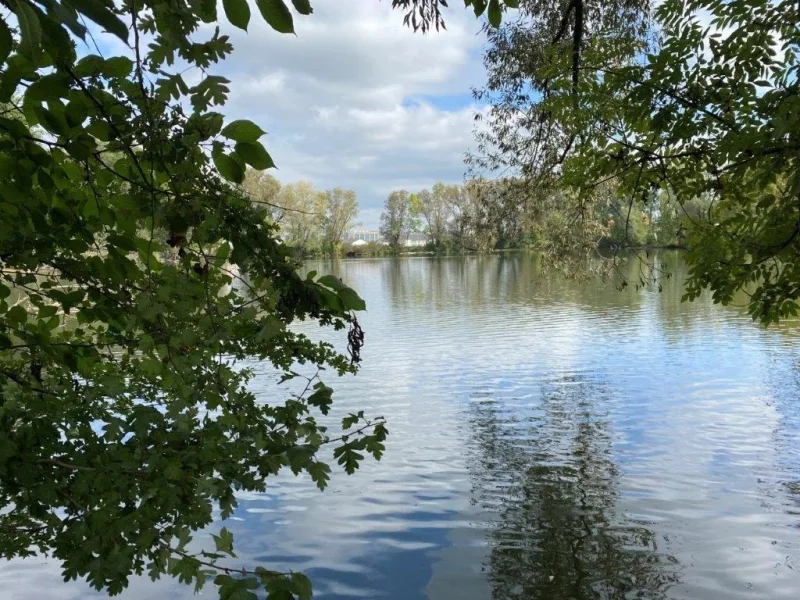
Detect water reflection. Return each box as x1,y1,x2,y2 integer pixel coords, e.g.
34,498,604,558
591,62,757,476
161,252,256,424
3,251,800,600
468,374,680,599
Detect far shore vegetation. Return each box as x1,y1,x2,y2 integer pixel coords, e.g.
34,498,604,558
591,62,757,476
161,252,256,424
249,174,707,259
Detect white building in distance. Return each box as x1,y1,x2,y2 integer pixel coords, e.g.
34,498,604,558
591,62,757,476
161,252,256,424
403,232,428,247
345,230,428,247
348,230,382,243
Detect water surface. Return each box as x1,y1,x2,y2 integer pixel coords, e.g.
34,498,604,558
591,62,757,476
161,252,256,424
3,252,800,599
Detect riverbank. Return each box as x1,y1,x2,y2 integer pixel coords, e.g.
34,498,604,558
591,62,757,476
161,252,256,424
337,243,688,260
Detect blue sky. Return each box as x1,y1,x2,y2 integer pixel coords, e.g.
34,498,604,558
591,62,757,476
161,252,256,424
403,93,478,111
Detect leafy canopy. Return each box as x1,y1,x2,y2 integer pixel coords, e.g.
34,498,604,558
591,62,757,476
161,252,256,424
472,0,799,323
379,190,413,249
0,3,377,600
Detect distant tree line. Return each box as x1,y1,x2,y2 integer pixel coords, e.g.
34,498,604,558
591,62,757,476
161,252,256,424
377,179,713,254
246,169,714,258
243,171,359,257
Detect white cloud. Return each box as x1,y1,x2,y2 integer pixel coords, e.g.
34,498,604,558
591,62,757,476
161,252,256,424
76,1,488,228
209,0,488,227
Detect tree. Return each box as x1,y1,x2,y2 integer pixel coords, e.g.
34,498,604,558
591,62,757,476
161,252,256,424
417,185,449,248
379,189,411,249
472,0,800,323
445,184,472,249
0,2,389,599
242,169,282,222
278,181,326,254
322,187,359,255
440,181,502,251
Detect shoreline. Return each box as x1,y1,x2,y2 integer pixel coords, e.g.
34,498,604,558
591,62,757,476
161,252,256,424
336,244,688,260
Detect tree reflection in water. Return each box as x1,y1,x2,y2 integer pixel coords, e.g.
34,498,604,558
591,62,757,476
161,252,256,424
467,374,682,599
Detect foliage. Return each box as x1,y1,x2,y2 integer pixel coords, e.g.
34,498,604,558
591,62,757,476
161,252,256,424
274,180,326,255
342,240,394,257
241,173,357,258
470,0,800,323
0,0,403,599
322,187,359,256
379,190,412,249
378,182,511,253
418,184,452,248
242,169,282,221
392,0,522,32
425,177,707,255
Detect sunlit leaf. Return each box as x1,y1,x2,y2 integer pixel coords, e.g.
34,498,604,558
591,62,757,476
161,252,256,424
234,141,275,170
221,119,265,142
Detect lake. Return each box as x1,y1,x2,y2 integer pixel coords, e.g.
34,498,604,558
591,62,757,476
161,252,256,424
3,252,800,599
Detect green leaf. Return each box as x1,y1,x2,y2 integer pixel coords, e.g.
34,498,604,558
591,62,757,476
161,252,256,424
290,573,313,600
341,412,361,429
196,0,217,22
37,304,58,319
25,73,70,102
333,445,364,475
212,527,234,555
254,315,283,342
103,56,133,77
337,287,366,311
307,461,330,490
73,54,104,77
316,287,344,311
213,242,231,266
39,8,75,60
63,0,129,42
0,117,27,141
87,120,113,141
83,197,99,219
205,112,224,136
7,304,27,325
216,575,258,600
317,274,346,291
221,119,265,143
290,0,312,15
0,20,13,65
0,67,22,103
51,2,87,39
234,142,275,170
487,0,502,27
278,371,298,384
37,107,68,136
307,381,333,414
504,0,519,7
471,0,487,17
65,99,88,128
223,0,251,30
213,148,245,183
256,0,295,34
13,0,42,61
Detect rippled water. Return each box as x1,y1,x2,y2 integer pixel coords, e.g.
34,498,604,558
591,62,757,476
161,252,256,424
4,252,800,600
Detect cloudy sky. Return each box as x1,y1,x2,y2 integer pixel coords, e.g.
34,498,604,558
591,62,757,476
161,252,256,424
208,1,490,229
